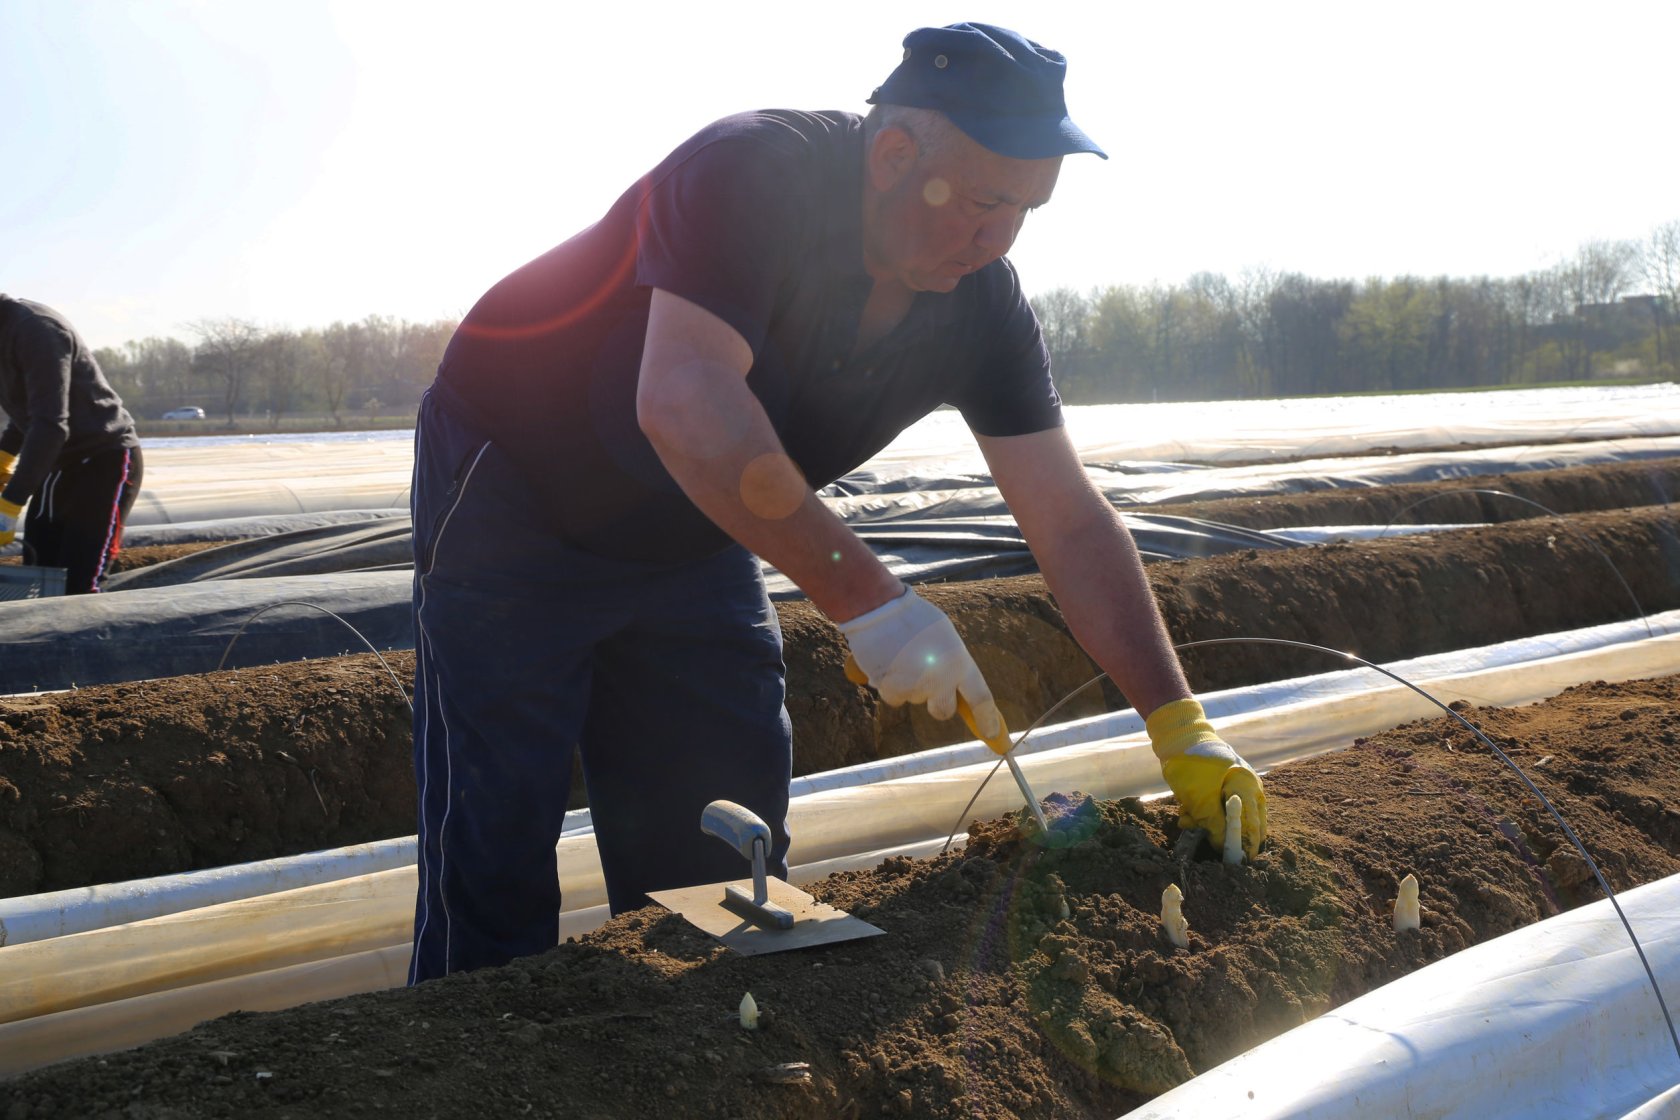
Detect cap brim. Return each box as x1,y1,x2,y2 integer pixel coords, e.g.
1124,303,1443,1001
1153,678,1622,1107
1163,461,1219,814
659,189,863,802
949,111,1108,161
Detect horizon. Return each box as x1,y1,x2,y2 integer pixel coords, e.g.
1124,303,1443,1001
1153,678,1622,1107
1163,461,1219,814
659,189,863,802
6,0,1677,352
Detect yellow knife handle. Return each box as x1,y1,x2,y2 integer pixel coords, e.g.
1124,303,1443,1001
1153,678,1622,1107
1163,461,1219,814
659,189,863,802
843,654,868,686
957,694,1014,756
845,654,1012,755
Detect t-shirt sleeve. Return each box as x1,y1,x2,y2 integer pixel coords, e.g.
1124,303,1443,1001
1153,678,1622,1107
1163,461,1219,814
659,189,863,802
633,135,803,359
951,261,1064,438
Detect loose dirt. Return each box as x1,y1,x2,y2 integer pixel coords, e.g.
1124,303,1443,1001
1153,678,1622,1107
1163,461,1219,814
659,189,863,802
3,680,1677,1119
1,455,1678,1117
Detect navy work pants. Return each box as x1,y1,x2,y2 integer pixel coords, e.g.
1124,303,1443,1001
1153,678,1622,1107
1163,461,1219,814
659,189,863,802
24,445,143,594
408,387,792,983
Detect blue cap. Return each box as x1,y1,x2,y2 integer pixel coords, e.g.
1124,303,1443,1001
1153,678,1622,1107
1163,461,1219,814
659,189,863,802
867,23,1107,161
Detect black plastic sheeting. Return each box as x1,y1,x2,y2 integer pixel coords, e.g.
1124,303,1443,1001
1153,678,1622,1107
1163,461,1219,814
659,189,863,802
107,517,413,591
106,511,1286,594
4,509,1289,693
0,573,413,694
778,512,1287,599
120,509,406,546
10,435,1673,694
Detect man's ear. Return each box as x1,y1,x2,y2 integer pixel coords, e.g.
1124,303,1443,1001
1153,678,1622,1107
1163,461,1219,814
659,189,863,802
866,125,918,192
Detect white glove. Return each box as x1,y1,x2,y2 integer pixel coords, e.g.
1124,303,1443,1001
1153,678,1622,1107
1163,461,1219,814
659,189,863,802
837,585,1003,739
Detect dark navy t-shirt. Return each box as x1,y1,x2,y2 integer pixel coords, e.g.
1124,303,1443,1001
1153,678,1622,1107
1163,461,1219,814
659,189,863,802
438,109,1061,561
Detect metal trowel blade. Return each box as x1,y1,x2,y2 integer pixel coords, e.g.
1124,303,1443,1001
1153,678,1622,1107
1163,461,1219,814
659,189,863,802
649,875,885,956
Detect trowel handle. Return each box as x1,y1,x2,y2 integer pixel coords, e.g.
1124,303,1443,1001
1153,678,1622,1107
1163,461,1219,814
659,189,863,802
701,800,770,861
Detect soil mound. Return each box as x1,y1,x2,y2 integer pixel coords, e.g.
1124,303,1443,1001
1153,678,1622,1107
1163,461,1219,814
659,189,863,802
2,464,1677,898
1,455,1678,1115
4,676,1677,1117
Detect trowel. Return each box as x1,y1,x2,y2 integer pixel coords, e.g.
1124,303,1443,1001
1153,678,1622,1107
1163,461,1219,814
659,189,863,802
648,800,885,956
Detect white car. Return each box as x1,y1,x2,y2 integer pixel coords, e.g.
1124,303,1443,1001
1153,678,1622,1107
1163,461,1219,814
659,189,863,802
161,407,205,420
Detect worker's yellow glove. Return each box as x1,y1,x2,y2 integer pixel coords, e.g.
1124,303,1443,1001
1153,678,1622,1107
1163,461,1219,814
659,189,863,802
0,496,22,549
1146,698,1267,859
0,450,15,491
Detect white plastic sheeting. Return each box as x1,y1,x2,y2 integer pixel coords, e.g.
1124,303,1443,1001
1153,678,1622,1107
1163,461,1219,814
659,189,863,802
767,627,1680,873
866,382,1680,475
830,432,1680,517
0,838,417,948
1085,433,1680,507
118,384,1680,526
583,609,1680,828
1120,873,1680,1120
0,943,416,1081
127,432,414,527
7,611,1676,950
1,619,1678,1077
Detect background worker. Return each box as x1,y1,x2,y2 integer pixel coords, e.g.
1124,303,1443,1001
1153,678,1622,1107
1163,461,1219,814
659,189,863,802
408,22,1266,983
0,295,144,595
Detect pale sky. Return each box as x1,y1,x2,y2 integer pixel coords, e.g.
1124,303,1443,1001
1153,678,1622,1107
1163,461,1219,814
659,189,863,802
4,0,1676,352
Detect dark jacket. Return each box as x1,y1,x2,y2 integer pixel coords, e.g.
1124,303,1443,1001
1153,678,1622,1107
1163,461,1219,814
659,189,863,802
0,296,139,504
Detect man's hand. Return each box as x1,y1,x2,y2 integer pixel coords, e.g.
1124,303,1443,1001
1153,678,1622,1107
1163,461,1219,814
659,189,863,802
1146,698,1267,858
0,449,15,491
0,496,21,549
837,585,1005,741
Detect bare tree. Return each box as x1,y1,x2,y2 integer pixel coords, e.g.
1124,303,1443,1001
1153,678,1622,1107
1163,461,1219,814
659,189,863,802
1181,272,1248,398
1499,272,1552,382
1235,267,1282,396
1261,274,1355,397
187,318,265,425
130,336,196,415
1551,240,1639,379
319,321,367,427
1647,221,1680,302
1643,220,1680,372
1145,284,1180,391
254,329,306,426
1561,239,1639,307
395,320,455,411
1086,284,1154,400
1030,287,1094,399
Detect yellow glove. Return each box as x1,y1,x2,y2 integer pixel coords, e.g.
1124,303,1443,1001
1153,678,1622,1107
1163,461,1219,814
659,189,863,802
1147,698,1267,859
843,652,1013,755
0,496,22,549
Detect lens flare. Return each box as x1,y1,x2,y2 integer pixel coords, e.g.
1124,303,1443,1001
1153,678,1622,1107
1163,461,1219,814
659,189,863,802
737,453,804,521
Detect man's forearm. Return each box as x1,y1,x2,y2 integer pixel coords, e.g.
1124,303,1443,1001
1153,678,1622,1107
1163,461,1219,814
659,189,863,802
639,361,899,622
1037,506,1191,718
636,288,902,621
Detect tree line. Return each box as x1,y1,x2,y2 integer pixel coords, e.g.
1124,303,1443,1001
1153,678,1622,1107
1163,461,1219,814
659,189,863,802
1032,222,1680,403
95,222,1679,425
96,315,457,426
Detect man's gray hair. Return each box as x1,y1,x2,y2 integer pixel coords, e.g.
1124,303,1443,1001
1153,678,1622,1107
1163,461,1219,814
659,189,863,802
863,104,967,162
